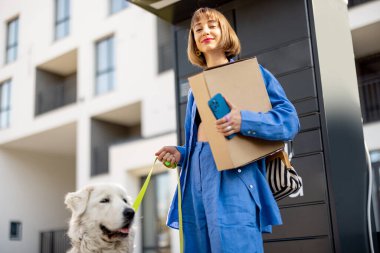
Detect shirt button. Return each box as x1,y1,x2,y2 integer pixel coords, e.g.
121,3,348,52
247,130,252,134
249,185,253,189
237,169,242,173
252,131,256,135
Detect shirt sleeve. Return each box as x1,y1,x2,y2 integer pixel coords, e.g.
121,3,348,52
240,65,300,141
175,146,185,166
175,89,192,167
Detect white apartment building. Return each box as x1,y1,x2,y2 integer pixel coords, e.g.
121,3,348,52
349,0,380,241
0,0,179,252
349,0,380,154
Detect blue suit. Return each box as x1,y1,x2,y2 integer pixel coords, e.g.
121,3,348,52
167,65,300,252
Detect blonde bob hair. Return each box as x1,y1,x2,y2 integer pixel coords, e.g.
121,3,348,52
187,7,241,68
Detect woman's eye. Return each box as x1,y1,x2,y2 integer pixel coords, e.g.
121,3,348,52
123,198,128,204
195,29,202,32
100,198,110,203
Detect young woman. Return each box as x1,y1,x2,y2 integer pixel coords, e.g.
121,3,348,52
155,7,300,253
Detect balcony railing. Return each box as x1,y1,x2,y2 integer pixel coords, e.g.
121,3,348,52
348,0,376,7
35,69,77,116
40,229,71,253
359,75,380,124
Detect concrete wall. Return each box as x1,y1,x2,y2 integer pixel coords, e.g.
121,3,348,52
0,149,75,253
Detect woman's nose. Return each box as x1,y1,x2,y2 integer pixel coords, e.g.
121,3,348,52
202,27,210,35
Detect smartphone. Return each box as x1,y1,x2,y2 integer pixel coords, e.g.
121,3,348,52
208,93,237,140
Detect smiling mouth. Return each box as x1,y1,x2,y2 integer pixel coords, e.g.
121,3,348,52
100,224,130,239
202,38,213,43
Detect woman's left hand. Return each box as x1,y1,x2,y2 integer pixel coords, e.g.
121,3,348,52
216,96,241,137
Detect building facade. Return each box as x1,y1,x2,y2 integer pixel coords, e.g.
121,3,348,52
0,0,179,252
349,0,380,244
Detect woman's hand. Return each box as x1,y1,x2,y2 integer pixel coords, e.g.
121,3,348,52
216,96,241,137
155,146,181,166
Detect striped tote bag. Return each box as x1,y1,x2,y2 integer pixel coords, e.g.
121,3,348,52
265,150,302,201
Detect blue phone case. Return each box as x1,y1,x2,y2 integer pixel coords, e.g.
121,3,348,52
208,93,237,140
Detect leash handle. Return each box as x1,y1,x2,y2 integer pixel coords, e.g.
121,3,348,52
132,158,184,253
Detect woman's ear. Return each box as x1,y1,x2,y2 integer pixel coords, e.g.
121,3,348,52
65,186,94,217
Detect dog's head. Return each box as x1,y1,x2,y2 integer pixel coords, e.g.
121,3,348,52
65,183,135,245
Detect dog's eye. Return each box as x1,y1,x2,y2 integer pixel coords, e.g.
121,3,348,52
100,198,110,203
123,198,127,204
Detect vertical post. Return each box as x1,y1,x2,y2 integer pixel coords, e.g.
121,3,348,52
309,0,370,252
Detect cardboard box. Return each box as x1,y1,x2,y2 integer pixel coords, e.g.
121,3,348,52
188,57,284,171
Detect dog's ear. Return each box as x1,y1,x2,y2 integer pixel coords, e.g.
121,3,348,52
65,186,94,216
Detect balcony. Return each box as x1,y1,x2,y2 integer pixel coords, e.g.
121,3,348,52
35,49,77,116
40,229,70,253
90,101,142,176
348,0,377,8
359,75,380,123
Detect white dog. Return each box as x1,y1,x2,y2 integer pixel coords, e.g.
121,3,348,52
65,183,135,253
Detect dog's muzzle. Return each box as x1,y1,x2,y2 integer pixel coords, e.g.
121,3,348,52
100,224,130,239
100,208,135,239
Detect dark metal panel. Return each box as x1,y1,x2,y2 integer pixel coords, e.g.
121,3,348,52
299,113,320,132
264,237,333,253
294,98,319,116
175,24,200,78
126,0,234,24
235,0,310,56
178,78,191,102
278,68,317,103
256,39,314,76
264,204,331,240
278,153,327,206
293,129,323,156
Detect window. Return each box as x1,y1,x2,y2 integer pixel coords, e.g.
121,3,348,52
0,80,11,129
141,172,171,253
370,150,380,234
10,221,21,240
109,0,129,15
95,36,115,95
55,0,70,40
6,17,19,64
356,53,380,123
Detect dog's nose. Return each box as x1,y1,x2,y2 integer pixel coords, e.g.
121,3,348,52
123,208,135,220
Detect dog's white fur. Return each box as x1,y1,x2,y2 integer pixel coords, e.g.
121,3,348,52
65,183,135,253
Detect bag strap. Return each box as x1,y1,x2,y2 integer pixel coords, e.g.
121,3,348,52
267,150,292,169
132,158,184,253
284,140,294,161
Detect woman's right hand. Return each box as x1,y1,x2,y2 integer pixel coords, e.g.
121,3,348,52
155,146,181,166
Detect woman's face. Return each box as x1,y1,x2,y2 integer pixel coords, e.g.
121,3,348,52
192,15,222,54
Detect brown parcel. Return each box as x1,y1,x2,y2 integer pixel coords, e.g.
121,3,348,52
188,57,284,171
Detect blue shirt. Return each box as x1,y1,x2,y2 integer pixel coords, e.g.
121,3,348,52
167,64,300,233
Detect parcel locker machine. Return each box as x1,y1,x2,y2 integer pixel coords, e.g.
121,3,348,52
126,0,376,252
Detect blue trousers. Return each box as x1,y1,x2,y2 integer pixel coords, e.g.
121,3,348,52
182,142,264,253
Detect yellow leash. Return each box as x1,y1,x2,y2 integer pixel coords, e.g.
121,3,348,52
132,158,184,253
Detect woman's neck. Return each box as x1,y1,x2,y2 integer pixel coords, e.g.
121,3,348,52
204,50,229,68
